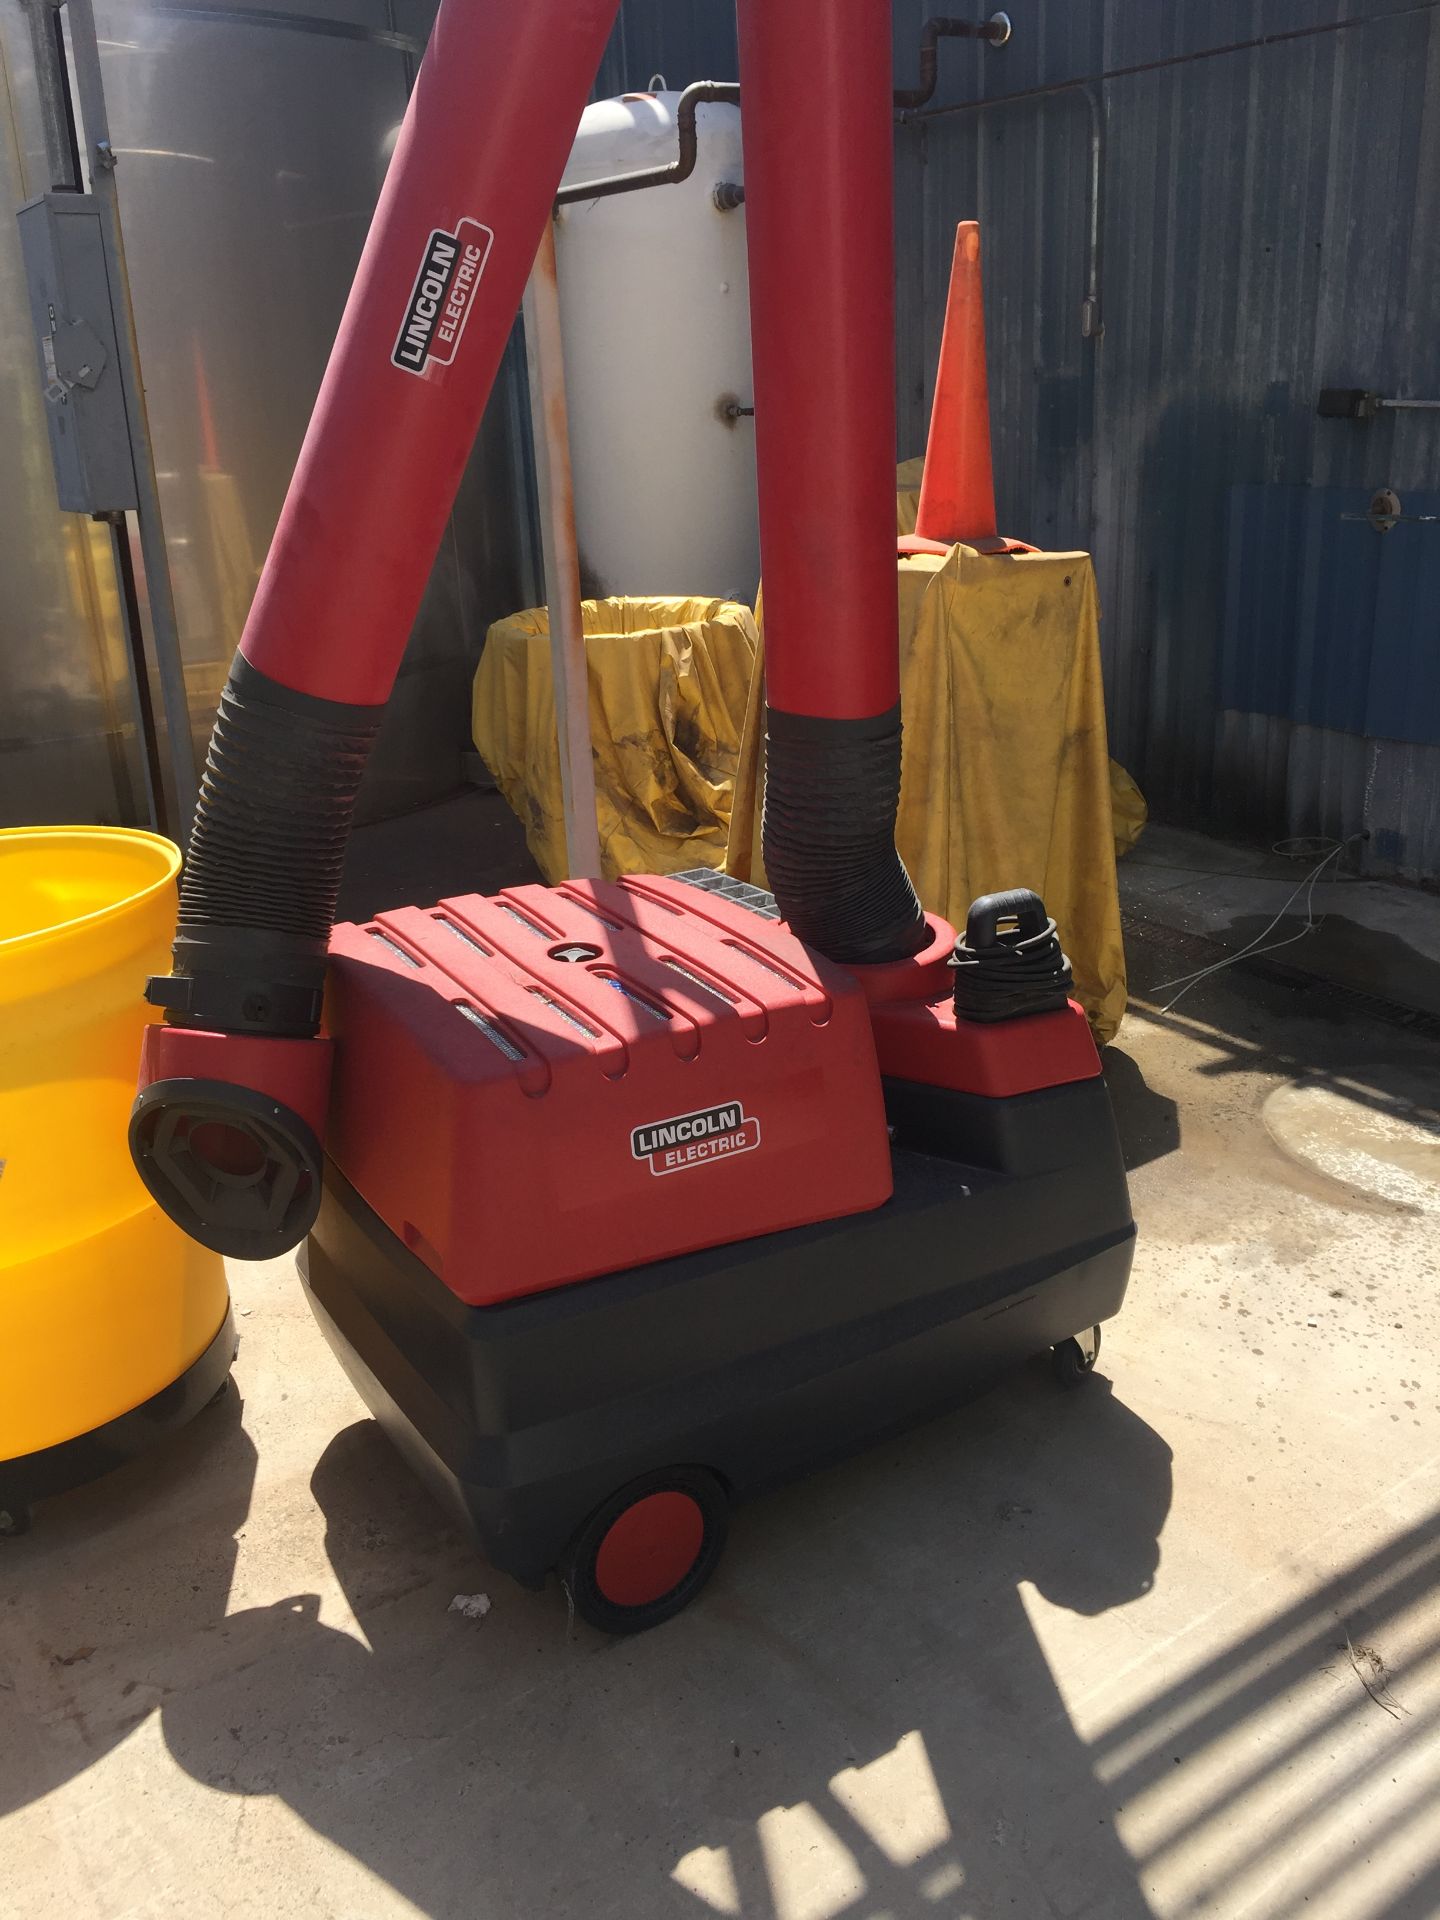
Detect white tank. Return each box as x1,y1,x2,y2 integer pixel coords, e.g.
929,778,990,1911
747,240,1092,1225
554,91,758,603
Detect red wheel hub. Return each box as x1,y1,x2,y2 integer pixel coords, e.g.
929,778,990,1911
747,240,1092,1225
594,1491,705,1607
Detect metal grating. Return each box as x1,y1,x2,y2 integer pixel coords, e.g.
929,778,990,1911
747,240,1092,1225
671,867,782,920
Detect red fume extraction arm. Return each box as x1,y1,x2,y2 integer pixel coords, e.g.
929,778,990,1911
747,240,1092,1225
130,0,924,1258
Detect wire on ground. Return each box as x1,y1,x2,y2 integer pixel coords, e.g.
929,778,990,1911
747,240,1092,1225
1144,835,1365,1013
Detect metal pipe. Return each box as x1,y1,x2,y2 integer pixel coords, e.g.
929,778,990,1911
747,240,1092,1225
893,13,1012,112
912,0,1440,103
901,77,1105,339
21,0,80,191
1317,387,1440,421
105,513,166,834
1080,82,1102,339
901,0,1440,344
522,220,602,880
555,79,740,206
46,3,83,187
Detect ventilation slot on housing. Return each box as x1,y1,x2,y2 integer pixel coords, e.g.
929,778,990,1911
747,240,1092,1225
497,903,549,939
659,957,739,1005
368,930,422,968
619,882,682,915
527,988,599,1038
558,893,624,932
434,916,492,957
603,978,672,1022
455,1003,526,1060
721,940,804,989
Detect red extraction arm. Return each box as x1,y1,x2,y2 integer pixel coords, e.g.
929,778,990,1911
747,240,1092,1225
240,0,901,717
245,1,622,706
131,0,923,1260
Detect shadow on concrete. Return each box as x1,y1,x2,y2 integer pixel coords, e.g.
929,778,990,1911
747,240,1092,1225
0,1382,256,1820
1102,1045,1182,1172
1126,912,1440,1127
7,1297,1437,1915
1219,909,1440,1025
149,1365,1172,1918
1087,1504,1440,1920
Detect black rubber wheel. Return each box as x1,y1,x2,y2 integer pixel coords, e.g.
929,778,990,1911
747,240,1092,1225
560,1466,728,1635
1052,1327,1101,1389
0,1503,33,1539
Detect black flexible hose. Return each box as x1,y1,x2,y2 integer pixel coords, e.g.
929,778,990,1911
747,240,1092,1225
762,704,929,966
147,655,380,1036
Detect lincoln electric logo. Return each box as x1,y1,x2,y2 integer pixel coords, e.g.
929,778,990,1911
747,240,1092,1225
632,1100,761,1177
392,217,493,376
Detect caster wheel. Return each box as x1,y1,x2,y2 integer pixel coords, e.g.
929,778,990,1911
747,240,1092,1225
1053,1326,1101,1389
205,1376,232,1410
0,1503,33,1539
560,1467,728,1635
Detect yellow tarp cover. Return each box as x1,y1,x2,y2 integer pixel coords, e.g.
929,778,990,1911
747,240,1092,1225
728,547,1133,1043
896,454,925,535
1109,758,1148,860
472,595,758,884
898,459,1144,868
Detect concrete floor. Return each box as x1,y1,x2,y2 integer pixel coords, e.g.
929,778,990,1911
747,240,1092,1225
3,803,1440,1920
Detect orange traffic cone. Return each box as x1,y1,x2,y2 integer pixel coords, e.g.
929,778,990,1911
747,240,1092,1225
899,221,1029,557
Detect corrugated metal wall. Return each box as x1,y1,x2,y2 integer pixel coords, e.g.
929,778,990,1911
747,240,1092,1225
597,0,1440,876
893,0,1440,878
595,0,737,95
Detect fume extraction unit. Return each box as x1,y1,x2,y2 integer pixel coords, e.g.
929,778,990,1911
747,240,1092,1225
128,0,1134,1632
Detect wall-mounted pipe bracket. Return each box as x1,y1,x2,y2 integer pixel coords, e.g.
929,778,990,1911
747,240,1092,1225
893,14,1012,113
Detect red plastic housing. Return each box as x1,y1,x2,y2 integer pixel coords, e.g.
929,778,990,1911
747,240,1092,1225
848,914,955,1003
324,877,894,1305
137,1024,334,1140
839,912,1099,1096
869,995,1101,1098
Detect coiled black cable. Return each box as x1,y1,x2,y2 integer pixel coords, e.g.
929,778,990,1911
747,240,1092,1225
950,889,1074,1022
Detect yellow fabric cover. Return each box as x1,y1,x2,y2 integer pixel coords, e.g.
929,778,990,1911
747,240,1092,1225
898,462,1146,860
472,595,758,885
896,454,925,536
1109,758,1148,858
728,547,1131,1043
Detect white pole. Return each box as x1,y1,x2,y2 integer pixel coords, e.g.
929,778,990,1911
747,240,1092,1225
521,217,603,880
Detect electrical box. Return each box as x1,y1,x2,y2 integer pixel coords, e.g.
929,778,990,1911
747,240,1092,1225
17,192,138,513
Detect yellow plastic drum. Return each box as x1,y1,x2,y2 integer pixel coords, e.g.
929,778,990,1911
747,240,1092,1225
0,828,232,1531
